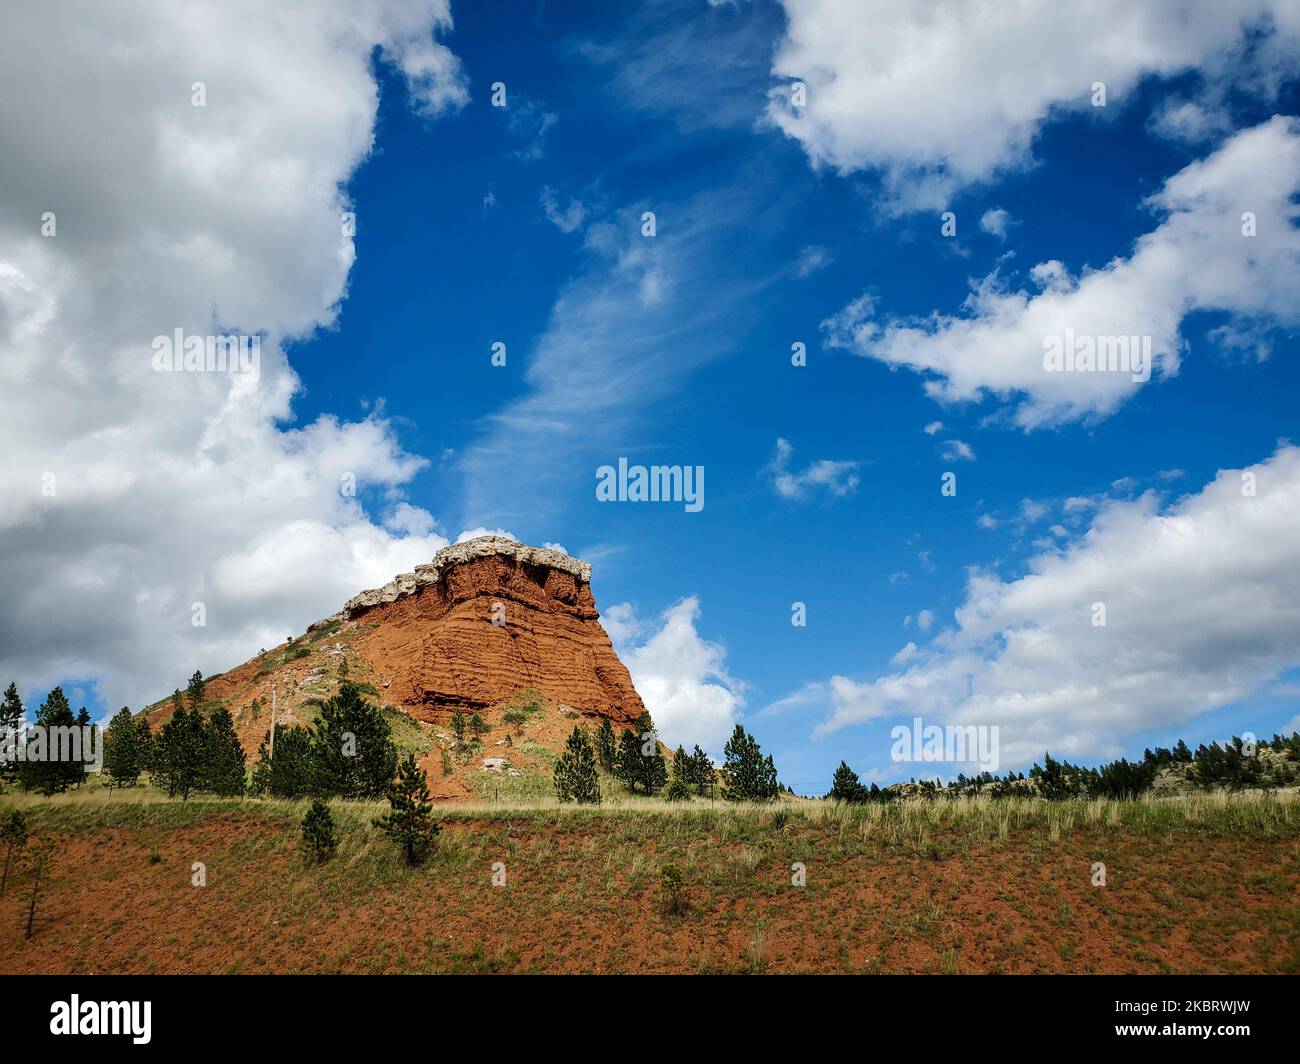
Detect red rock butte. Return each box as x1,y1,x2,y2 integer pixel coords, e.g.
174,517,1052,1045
319,536,647,726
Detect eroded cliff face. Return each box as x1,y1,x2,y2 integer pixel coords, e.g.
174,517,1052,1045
142,537,645,758
346,540,645,724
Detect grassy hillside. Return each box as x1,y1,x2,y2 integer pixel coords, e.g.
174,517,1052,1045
1,790,1296,974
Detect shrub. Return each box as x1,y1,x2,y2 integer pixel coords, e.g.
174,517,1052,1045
664,773,692,802
1,810,28,896
660,863,686,915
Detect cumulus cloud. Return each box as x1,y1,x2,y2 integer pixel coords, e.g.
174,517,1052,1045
766,438,860,501
812,444,1300,769
938,439,976,462
606,597,744,753
455,527,517,544
979,208,1013,241
891,642,919,666
767,0,1300,209
0,2,467,710
822,118,1300,429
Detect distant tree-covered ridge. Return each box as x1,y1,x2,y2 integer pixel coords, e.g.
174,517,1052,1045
825,731,1300,802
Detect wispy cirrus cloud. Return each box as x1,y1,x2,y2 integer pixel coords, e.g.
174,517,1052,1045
458,168,802,528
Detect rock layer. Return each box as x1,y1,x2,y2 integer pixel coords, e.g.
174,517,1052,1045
347,537,645,725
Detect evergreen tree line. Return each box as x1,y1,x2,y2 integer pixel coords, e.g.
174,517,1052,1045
555,717,781,803
96,678,398,801
247,682,397,799
827,731,1300,803
0,683,95,796
101,686,245,799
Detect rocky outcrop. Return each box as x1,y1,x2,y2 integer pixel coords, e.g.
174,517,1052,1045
342,537,592,618
346,537,645,725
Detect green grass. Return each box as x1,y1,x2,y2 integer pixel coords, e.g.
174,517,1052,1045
4,786,1297,840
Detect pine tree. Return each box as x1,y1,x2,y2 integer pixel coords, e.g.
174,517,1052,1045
373,753,439,865
451,711,467,746
595,718,616,770
664,749,692,801
720,724,779,801
19,687,79,796
624,711,667,795
102,707,142,789
642,741,668,795
310,682,397,799
201,707,246,796
0,683,23,783
689,745,714,796
301,800,337,863
0,810,27,896
134,714,154,779
250,723,314,798
615,728,643,792
469,713,487,741
553,725,601,803
72,707,93,788
829,760,865,803
156,702,205,799
186,670,206,709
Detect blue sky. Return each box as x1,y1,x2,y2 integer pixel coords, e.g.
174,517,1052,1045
3,0,1299,794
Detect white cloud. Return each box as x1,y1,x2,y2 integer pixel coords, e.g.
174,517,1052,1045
822,118,1300,429
1020,499,1050,523
540,186,587,233
767,0,1300,209
891,642,919,666
767,437,860,501
506,97,558,160
455,527,516,544
939,439,976,462
916,610,934,633
459,177,795,527
979,208,1013,241
599,602,644,647
609,597,744,753
923,420,944,435
813,444,1300,769
794,244,831,277
1148,97,1234,144
1209,320,1276,363
0,2,467,710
